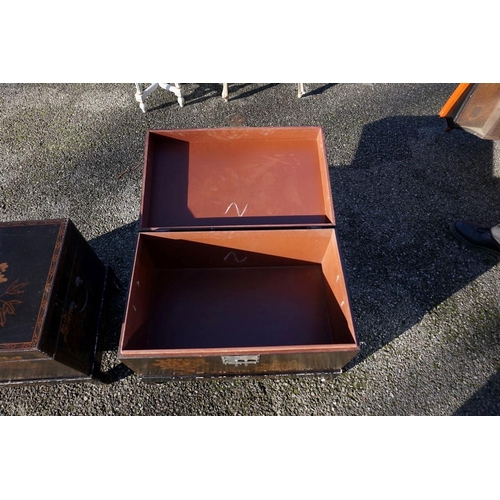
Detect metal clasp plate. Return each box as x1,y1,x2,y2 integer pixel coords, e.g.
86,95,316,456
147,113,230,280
221,355,260,366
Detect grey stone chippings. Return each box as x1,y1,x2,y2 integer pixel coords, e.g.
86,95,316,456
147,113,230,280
1,83,499,416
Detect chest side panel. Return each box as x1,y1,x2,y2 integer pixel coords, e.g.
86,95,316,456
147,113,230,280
121,349,359,378
0,356,89,384
48,221,107,375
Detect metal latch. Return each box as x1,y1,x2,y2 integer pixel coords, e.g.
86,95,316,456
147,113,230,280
221,355,260,366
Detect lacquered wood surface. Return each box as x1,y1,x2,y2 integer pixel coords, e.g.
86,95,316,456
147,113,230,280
0,357,89,384
0,219,108,383
0,220,65,350
122,349,358,378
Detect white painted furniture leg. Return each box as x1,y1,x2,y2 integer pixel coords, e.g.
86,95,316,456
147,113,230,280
135,83,159,112
298,83,306,98
159,83,185,107
174,83,184,107
135,83,184,112
222,83,229,101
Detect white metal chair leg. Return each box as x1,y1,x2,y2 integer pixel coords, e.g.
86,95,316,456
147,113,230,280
159,83,184,107
137,83,308,109
135,83,145,112
135,83,160,113
135,83,184,112
174,83,184,107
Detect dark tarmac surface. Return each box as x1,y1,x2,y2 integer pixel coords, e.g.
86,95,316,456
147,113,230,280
1,83,499,416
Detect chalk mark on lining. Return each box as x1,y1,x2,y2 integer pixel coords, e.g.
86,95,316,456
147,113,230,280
224,202,248,217
224,251,248,263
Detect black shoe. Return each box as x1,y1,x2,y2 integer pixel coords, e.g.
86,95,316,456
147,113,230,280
450,221,500,258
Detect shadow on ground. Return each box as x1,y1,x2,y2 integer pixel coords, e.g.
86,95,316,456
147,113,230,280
147,83,338,110
454,371,500,415
90,221,138,350
88,221,140,383
330,115,500,370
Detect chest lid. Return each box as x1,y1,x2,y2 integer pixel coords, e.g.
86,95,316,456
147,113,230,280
140,127,335,231
0,220,67,356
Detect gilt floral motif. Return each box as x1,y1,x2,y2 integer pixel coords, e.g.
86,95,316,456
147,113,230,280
0,263,28,327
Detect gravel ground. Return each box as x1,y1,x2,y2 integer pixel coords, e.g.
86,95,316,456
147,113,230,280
1,83,499,416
